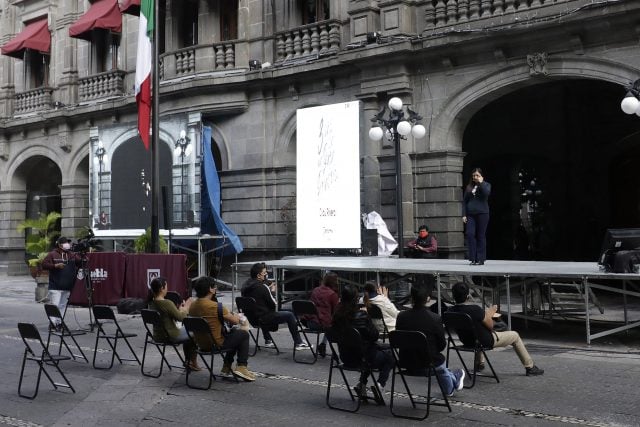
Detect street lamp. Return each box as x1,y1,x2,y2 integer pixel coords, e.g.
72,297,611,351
93,140,108,219
621,79,640,116
174,130,192,225
369,97,426,258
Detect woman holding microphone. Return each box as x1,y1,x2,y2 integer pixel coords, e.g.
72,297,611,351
462,168,491,265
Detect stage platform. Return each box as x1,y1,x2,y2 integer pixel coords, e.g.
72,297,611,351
233,256,640,344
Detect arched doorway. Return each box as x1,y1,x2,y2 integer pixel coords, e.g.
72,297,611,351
110,138,173,229
14,156,62,221
462,79,639,261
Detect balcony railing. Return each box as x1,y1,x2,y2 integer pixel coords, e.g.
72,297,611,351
78,70,126,102
14,87,53,114
162,41,237,80
425,0,576,29
275,20,341,63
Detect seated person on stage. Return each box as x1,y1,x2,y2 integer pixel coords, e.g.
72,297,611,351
332,285,394,399
407,225,437,259
307,272,340,357
449,282,544,376
241,262,311,351
396,286,465,397
362,281,399,332
189,277,255,381
148,277,199,371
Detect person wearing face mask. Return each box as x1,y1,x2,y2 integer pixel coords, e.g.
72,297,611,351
408,225,437,259
42,237,81,325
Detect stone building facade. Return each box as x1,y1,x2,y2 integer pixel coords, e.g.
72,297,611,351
1,0,640,274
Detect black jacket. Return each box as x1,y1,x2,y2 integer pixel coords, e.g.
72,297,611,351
241,278,277,325
396,306,446,366
334,308,380,367
463,181,491,215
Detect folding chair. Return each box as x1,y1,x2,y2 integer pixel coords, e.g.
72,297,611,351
165,291,183,308
388,330,452,420
291,300,323,364
442,311,499,388
17,323,75,399
44,304,88,363
325,327,385,412
140,309,186,378
367,304,390,343
183,316,238,390
235,296,280,356
92,305,141,370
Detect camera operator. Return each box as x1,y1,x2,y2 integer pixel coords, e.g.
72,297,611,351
42,236,81,326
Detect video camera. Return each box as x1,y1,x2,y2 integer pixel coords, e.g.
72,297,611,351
72,227,98,254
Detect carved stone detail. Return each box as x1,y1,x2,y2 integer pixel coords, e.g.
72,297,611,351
527,52,549,76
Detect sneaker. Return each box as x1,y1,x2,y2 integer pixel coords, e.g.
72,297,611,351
455,369,466,391
294,342,311,351
233,365,256,382
220,364,233,377
371,383,385,405
526,365,544,376
263,340,276,349
353,382,368,399
317,342,327,358
474,361,485,372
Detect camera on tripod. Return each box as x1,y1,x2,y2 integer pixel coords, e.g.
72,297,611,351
72,228,98,254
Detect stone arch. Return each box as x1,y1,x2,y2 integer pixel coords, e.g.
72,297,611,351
430,56,640,152
204,122,230,170
5,145,62,190
274,104,321,167
70,141,91,186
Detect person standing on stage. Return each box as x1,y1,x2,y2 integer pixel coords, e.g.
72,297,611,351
42,237,80,324
462,168,491,265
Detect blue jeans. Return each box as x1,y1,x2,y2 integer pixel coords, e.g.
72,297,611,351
306,319,327,345
434,361,457,396
466,213,490,262
262,310,303,345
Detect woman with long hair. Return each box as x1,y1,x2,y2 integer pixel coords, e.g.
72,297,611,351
148,277,199,370
462,167,491,265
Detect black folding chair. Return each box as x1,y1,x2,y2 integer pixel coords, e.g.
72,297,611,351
443,311,499,388
44,304,88,363
325,327,385,412
367,304,390,343
140,309,186,377
183,316,238,390
388,330,452,420
165,291,183,308
17,323,75,399
235,296,280,356
92,305,141,370
291,300,323,364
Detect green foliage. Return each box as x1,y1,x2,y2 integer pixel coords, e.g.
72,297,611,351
16,212,62,268
134,227,169,254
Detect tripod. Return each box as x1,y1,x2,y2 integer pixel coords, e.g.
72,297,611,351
78,253,98,332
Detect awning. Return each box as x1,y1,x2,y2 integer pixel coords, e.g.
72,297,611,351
69,0,122,41
120,0,140,16
1,18,50,59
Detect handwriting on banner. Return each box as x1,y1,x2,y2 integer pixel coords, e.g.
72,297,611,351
316,117,337,197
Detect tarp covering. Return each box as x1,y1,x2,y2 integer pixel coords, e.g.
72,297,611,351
201,126,243,255
1,18,50,59
69,0,122,40
120,0,140,16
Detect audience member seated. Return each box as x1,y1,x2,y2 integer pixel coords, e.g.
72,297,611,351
332,285,394,398
362,281,399,333
148,277,199,371
307,272,339,357
449,282,544,376
188,277,255,381
241,262,311,351
396,286,465,396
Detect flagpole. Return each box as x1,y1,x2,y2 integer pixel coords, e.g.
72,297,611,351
150,0,160,253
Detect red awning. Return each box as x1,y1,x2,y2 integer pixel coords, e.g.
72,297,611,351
1,18,51,59
69,0,122,40
120,0,140,16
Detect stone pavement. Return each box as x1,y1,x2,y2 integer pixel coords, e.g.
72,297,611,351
1,275,640,426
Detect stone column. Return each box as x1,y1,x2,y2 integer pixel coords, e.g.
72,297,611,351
0,190,28,275
60,183,90,237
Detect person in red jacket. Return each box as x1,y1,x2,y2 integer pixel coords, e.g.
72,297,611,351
308,272,339,357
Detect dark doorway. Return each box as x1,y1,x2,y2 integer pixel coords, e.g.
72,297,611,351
110,138,172,229
20,156,62,220
463,79,640,261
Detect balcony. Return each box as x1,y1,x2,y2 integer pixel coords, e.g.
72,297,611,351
14,87,53,115
78,70,126,102
275,20,341,64
161,41,238,81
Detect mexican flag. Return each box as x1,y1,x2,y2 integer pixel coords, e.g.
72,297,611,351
135,0,153,150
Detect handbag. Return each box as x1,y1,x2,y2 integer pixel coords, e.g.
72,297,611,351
492,317,508,332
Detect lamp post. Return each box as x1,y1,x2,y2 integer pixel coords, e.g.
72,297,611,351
93,140,107,220
369,97,426,258
621,79,640,116
174,130,192,226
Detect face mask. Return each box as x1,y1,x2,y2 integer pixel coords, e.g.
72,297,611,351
61,243,71,251
419,231,428,238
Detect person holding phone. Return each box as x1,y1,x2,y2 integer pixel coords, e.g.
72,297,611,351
462,168,491,265
42,236,81,324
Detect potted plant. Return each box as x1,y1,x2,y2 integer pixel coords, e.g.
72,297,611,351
134,227,169,253
16,211,61,301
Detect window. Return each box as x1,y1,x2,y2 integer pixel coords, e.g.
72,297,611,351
178,0,198,48
220,0,238,41
301,0,329,24
25,50,49,89
91,29,119,73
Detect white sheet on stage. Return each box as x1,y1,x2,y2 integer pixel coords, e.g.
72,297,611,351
364,211,398,256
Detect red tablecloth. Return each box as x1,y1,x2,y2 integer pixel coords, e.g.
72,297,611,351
69,252,127,306
124,253,188,299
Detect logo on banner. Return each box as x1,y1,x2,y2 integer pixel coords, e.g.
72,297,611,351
147,269,161,288
91,268,109,282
